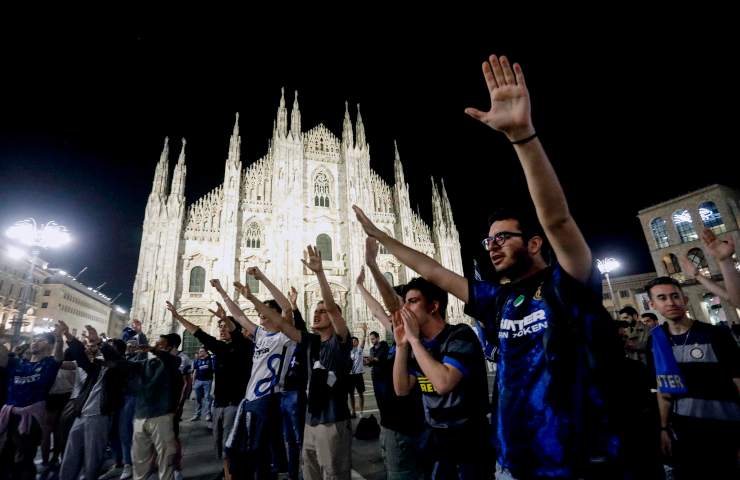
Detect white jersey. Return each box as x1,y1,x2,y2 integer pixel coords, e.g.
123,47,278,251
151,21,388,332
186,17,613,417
245,327,296,402
350,347,364,374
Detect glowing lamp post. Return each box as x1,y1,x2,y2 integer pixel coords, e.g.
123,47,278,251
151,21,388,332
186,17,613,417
5,219,71,347
597,257,621,319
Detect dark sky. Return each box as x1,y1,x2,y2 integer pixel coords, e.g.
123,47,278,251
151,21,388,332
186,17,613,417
1,15,737,308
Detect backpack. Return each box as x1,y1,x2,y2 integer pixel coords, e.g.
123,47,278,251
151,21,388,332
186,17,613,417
354,414,380,440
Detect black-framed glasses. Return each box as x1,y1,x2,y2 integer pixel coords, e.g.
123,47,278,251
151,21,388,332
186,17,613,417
481,231,524,250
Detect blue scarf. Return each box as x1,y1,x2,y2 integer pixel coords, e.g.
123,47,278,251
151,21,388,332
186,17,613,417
650,325,688,394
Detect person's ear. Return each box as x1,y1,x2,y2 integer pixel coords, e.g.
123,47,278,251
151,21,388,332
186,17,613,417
527,236,543,256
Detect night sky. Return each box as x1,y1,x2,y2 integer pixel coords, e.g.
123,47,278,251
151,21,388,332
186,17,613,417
1,16,737,308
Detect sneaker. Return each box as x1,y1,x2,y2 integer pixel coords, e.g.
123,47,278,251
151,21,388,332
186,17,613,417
99,464,123,480
205,415,212,422
119,465,133,480
189,415,201,422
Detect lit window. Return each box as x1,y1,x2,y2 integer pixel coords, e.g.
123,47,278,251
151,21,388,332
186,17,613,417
316,234,332,261
313,171,331,208
687,248,710,277
650,218,670,248
189,267,206,293
672,209,698,243
698,201,726,234
245,223,262,249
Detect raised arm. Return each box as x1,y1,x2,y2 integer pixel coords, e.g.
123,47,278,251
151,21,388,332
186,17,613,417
364,237,403,312
678,254,730,301
359,323,367,350
247,266,293,320
211,278,258,337
302,245,349,340
465,54,592,283
53,320,69,363
354,207,469,302
356,267,393,332
236,281,301,343
701,229,740,307
166,301,200,334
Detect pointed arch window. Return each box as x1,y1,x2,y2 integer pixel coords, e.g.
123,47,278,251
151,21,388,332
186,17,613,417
245,222,262,249
189,267,206,293
316,234,332,261
650,218,670,249
672,209,698,243
698,201,726,234
313,171,331,208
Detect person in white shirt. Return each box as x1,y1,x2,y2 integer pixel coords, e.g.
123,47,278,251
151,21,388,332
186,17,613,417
348,323,367,418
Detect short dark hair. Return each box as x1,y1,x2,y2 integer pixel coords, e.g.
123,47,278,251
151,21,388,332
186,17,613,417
401,277,448,320
317,300,342,313
618,306,639,317
641,312,658,322
263,299,282,314
351,336,359,342
161,333,181,349
645,276,683,299
34,332,56,346
109,339,127,356
487,207,550,260
392,284,405,297
369,331,380,338
219,316,242,332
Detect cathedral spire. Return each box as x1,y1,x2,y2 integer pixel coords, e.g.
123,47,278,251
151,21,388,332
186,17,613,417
393,140,406,187
355,103,366,149
170,138,187,198
228,113,241,165
290,90,301,139
440,177,456,229
431,176,445,228
276,87,288,138
342,101,354,148
151,136,170,197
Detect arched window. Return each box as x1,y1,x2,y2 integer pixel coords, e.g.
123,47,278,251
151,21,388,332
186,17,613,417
313,171,331,208
687,248,709,277
316,234,332,261
246,272,260,293
383,272,394,286
698,201,726,234
189,266,206,292
662,254,681,275
672,209,698,243
245,222,261,249
650,218,670,249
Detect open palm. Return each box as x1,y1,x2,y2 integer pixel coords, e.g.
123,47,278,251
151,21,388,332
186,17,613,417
302,245,323,273
465,55,533,139
701,228,735,261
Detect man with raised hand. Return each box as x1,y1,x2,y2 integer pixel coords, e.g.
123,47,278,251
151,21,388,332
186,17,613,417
299,245,353,480
679,228,740,308
354,53,623,479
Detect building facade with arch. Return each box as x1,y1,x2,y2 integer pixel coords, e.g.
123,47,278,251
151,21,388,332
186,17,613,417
131,90,468,348
637,184,740,325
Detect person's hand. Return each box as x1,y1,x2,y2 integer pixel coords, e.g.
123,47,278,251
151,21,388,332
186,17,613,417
464,54,534,142
234,281,254,300
54,320,69,338
361,323,368,333
288,286,298,307
352,206,384,240
392,311,407,348
365,237,379,265
83,325,101,345
166,301,184,320
208,302,227,320
246,266,264,281
660,430,672,457
399,308,420,343
356,266,366,287
701,228,735,262
210,279,225,293
301,245,323,273
678,255,698,279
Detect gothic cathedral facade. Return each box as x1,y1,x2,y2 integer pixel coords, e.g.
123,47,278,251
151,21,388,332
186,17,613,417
131,90,468,340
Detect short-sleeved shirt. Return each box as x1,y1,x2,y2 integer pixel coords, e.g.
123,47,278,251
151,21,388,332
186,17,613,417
193,357,214,382
407,323,489,429
466,264,614,478
5,356,61,407
245,327,295,402
177,352,192,376
350,347,364,375
369,341,390,381
302,330,353,426
283,309,308,392
377,344,425,436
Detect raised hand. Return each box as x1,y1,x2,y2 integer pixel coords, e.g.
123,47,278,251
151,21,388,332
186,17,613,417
166,301,183,319
392,311,407,348
288,286,298,307
234,281,253,299
356,266,366,287
361,323,368,333
246,266,264,281
210,279,225,293
678,255,698,279
54,320,70,338
302,245,323,273
464,54,534,142
84,325,101,345
365,237,379,265
352,206,384,240
701,228,735,261
207,301,227,320
399,308,420,343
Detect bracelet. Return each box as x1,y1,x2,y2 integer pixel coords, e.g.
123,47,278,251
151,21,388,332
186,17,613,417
510,132,537,145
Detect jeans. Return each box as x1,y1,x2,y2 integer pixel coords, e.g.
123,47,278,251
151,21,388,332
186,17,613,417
193,380,213,418
280,390,306,480
226,394,283,480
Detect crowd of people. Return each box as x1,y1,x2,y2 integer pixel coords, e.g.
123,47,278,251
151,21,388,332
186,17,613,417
1,54,739,480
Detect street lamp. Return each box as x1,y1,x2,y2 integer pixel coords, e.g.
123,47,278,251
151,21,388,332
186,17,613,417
597,257,621,319
5,219,71,347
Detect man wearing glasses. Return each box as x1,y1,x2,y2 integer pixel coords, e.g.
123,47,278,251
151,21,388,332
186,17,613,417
354,54,621,479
